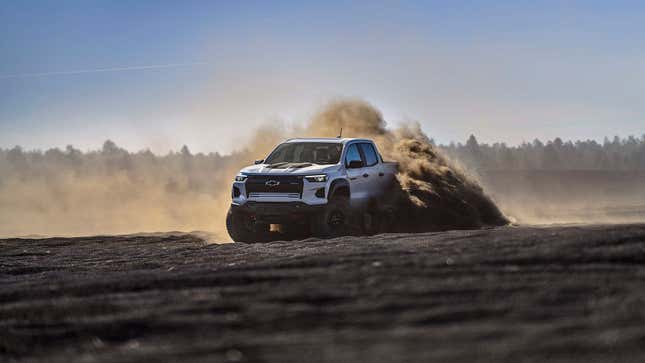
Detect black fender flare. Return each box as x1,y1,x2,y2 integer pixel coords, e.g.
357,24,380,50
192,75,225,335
328,178,350,199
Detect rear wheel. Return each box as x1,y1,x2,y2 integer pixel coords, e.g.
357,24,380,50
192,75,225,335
311,196,350,238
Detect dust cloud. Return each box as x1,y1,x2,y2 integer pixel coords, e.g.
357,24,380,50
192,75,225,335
477,170,645,225
212,98,509,231
0,143,244,241
303,100,509,231
0,99,510,240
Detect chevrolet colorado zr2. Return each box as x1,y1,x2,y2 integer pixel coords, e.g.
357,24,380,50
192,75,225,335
227,138,398,242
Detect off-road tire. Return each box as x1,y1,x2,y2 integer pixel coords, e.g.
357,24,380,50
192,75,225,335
311,196,350,238
226,207,270,243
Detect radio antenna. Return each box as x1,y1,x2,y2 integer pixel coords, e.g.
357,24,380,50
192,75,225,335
337,128,343,138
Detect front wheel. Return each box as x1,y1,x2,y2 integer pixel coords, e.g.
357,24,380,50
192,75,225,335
310,197,350,238
226,207,269,243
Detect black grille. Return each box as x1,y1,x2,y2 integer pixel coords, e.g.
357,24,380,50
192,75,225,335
245,175,303,196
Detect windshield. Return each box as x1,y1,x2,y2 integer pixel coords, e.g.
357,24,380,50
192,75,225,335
265,142,342,165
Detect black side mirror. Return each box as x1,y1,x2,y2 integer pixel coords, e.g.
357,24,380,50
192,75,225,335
348,160,363,169
254,159,264,165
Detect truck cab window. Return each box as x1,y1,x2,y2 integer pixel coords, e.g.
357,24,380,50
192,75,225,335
345,144,362,167
359,143,379,166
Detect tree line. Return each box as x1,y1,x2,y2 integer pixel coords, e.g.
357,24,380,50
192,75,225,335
0,140,254,197
2,135,645,179
440,135,645,171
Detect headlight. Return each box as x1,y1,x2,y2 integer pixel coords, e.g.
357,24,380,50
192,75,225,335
305,174,327,183
235,175,248,182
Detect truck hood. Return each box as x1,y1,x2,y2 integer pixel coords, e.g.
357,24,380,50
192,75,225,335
240,163,340,175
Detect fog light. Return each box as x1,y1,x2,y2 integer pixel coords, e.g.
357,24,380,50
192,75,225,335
232,186,241,198
315,188,325,198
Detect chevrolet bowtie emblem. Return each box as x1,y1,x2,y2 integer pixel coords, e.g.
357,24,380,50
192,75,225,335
265,180,280,187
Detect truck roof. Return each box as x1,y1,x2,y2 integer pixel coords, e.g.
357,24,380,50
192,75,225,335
284,137,372,144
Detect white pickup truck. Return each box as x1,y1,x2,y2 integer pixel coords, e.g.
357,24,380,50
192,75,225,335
227,137,398,242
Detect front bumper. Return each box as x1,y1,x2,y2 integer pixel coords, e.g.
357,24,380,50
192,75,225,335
231,202,325,224
232,177,329,206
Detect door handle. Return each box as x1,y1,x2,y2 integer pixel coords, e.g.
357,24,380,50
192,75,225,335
363,173,369,178
378,172,384,177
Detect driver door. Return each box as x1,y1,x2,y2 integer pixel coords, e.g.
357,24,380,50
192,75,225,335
358,142,382,199
344,143,368,206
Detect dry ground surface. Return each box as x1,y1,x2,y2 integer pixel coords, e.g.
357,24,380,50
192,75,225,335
2,224,645,362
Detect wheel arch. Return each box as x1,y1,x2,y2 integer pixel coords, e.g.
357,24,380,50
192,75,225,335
328,178,350,200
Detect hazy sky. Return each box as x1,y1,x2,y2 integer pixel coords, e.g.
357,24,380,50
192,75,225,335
1,1,644,153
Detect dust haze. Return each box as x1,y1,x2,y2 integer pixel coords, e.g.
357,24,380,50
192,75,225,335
1,99,643,240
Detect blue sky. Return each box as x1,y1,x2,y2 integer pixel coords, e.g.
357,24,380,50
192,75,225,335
1,1,644,153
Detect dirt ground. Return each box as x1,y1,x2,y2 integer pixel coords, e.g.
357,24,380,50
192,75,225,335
2,224,645,362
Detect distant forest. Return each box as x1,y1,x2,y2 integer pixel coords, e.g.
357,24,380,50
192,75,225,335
0,140,249,196
2,135,645,174
440,135,645,171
